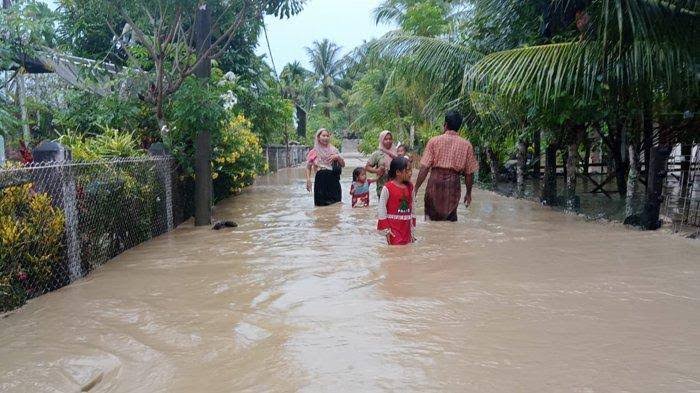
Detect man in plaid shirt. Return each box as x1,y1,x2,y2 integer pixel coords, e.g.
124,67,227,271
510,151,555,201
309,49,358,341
415,111,479,221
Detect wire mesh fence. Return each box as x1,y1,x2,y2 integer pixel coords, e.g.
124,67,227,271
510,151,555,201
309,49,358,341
0,143,312,312
0,156,185,312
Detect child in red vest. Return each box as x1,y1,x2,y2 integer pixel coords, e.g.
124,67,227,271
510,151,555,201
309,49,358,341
377,157,416,245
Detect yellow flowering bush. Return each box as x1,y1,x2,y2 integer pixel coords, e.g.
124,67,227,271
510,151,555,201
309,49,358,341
212,114,265,200
0,184,65,311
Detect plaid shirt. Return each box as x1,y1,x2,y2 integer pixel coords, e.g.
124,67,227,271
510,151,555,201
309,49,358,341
420,131,479,174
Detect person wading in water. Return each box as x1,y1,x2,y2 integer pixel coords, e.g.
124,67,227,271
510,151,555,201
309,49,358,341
414,111,479,221
365,130,397,199
306,128,345,206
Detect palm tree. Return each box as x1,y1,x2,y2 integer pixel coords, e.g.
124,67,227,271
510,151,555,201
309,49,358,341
468,0,698,214
467,1,697,98
374,0,698,228
305,39,345,118
377,1,697,105
280,61,315,139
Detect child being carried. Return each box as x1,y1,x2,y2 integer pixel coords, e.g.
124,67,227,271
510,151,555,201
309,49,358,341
350,167,375,208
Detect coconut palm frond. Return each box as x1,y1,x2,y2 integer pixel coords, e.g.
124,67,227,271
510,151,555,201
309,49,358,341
305,39,344,80
469,42,590,100
593,0,699,49
373,31,483,90
372,1,406,26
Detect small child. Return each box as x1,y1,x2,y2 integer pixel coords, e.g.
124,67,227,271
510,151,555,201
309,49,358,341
350,167,375,207
396,144,414,167
377,157,416,245
396,144,409,159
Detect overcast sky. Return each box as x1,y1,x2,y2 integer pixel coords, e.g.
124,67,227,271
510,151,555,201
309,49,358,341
256,0,393,72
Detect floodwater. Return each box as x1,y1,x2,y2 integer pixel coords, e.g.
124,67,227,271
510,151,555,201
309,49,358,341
1,154,699,392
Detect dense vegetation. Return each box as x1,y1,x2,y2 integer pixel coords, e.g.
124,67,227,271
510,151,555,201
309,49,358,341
279,0,698,228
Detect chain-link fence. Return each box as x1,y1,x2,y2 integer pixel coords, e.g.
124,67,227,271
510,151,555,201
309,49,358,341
661,144,700,234
0,156,186,312
265,145,310,172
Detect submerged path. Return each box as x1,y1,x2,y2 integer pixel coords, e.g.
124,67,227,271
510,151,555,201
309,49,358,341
1,153,699,392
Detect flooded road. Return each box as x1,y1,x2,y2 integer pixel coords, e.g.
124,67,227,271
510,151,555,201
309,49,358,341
1,155,699,392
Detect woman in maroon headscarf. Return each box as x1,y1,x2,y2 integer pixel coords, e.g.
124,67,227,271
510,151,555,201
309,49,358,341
306,128,345,206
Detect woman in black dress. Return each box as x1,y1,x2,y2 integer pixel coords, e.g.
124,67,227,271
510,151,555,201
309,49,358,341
305,128,345,206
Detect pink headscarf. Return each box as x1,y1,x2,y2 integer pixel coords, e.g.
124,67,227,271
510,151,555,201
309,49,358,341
377,130,396,168
307,128,339,168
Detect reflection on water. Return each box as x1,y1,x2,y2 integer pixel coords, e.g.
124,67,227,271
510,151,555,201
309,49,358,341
1,156,699,392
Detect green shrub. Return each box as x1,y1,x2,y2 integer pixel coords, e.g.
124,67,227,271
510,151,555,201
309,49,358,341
57,127,145,161
0,184,65,312
212,114,266,200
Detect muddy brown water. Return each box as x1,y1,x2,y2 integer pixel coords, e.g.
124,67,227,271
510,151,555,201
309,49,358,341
1,156,699,392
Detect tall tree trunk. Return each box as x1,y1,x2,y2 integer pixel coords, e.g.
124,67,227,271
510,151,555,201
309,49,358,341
565,127,583,209
484,146,499,185
642,98,654,177
562,149,569,181
17,69,30,143
323,87,331,118
624,142,640,222
295,105,307,140
194,4,212,227
582,134,591,176
610,124,628,196
532,129,541,178
543,143,558,205
516,139,527,194
566,143,578,197
641,145,672,229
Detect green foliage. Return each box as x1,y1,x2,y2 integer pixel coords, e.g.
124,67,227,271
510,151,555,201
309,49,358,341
54,92,157,139
373,0,451,37
167,76,267,200
401,1,450,37
0,184,65,312
306,107,346,147
0,104,20,139
243,90,295,145
0,0,57,67
56,0,117,60
57,127,145,160
167,77,227,175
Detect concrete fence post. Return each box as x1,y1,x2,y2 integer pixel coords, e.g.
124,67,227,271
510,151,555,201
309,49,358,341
148,143,174,232
32,141,82,281
0,135,5,164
